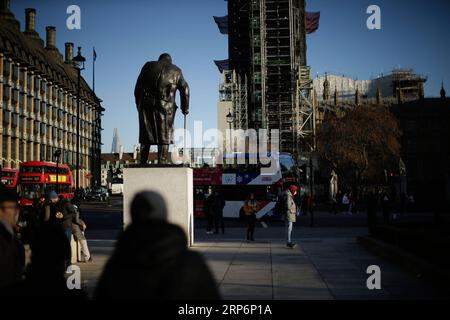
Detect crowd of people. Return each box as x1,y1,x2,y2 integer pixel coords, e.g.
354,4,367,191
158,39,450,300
330,191,357,215
0,184,220,300
205,185,302,248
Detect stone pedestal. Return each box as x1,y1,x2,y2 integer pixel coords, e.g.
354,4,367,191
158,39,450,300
123,167,194,246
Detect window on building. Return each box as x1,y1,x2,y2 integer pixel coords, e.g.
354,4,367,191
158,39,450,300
40,144,45,161
12,113,18,127
34,77,39,91
10,140,16,160
3,110,9,124
40,123,46,136
19,117,24,132
12,65,18,81
27,74,32,90
19,142,24,162
3,60,10,78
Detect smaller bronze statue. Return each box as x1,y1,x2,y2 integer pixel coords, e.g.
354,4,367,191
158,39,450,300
134,53,190,164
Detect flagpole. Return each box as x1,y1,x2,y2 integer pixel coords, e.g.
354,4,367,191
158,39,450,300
92,47,96,93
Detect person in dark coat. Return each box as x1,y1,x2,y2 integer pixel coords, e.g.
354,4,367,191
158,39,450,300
204,189,214,234
46,193,83,266
0,185,23,290
94,191,220,300
211,189,226,235
382,194,391,225
243,193,258,241
134,53,190,164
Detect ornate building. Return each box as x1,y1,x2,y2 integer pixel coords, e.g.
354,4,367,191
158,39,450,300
0,1,103,187
313,69,427,126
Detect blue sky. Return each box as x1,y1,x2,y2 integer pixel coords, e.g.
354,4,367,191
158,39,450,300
11,0,450,152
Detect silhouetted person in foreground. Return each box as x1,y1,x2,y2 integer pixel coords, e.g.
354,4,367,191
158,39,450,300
6,224,87,300
94,191,220,300
0,185,23,290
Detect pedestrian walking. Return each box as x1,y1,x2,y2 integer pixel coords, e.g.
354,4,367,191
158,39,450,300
301,193,308,216
305,193,313,216
342,193,350,214
71,204,92,263
335,190,343,213
243,193,258,241
330,194,338,214
211,189,225,235
204,189,214,235
0,185,24,290
347,193,356,215
382,194,391,224
279,185,298,249
366,192,378,234
94,191,220,300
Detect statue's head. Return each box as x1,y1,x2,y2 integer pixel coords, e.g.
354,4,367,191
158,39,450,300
158,53,172,64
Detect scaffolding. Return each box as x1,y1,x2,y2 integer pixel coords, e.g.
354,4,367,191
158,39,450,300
219,70,248,130
295,66,315,151
225,0,315,156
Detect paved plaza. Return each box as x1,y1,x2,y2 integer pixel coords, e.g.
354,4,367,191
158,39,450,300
77,225,448,300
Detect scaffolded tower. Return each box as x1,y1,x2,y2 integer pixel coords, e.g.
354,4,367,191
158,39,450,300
216,0,319,155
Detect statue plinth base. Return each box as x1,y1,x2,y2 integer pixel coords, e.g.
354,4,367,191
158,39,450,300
123,167,194,246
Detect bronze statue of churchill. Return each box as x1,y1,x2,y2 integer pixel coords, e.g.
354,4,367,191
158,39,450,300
134,53,190,164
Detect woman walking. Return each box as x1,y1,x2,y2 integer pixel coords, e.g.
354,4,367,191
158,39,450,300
243,194,258,241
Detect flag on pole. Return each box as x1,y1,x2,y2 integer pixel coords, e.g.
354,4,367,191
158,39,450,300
93,47,97,61
306,12,321,34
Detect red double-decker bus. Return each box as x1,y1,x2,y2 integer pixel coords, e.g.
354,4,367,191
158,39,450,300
18,161,74,207
0,168,19,191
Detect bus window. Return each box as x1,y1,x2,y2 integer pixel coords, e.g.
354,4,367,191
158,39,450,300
20,166,43,174
21,184,43,199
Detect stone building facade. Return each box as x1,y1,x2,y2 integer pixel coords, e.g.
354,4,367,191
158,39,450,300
0,1,103,188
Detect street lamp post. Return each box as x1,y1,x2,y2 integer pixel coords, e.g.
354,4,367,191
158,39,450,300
309,154,314,227
54,149,62,194
226,110,234,154
73,47,86,198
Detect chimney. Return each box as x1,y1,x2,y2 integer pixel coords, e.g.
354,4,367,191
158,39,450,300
0,0,10,13
133,145,138,160
25,8,36,33
119,146,124,161
45,26,57,50
1,0,18,28
65,42,74,64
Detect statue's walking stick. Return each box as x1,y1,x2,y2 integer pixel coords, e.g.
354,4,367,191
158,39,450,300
183,114,187,165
